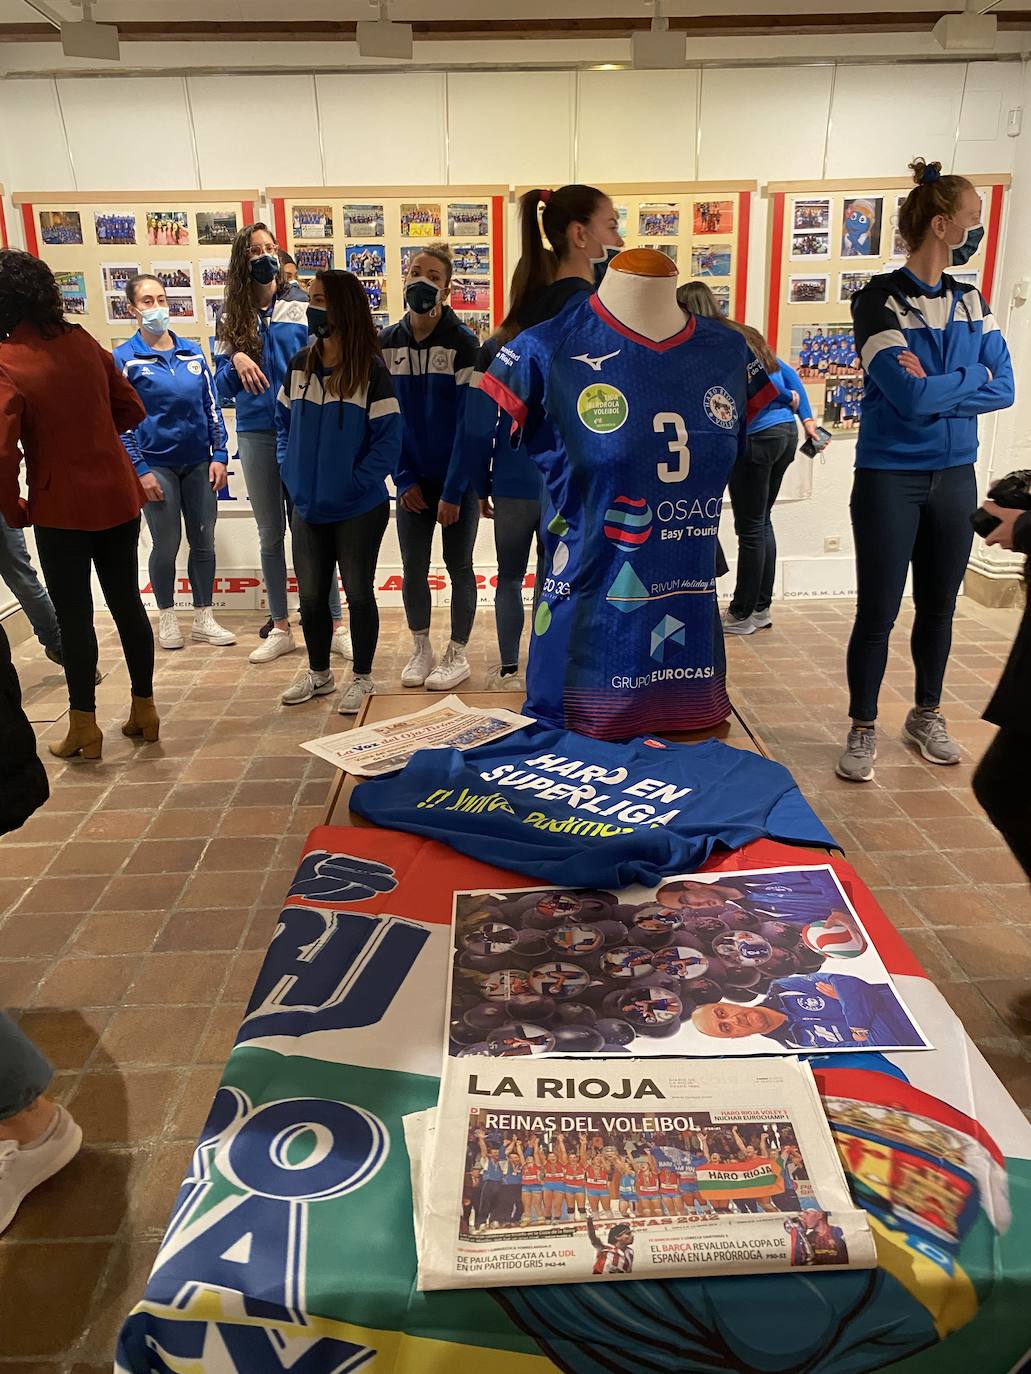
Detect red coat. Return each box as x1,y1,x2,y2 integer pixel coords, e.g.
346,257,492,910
0,322,147,531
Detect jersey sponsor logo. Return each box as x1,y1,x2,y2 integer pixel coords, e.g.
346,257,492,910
703,386,737,430
571,350,621,372
798,995,828,1011
578,383,629,434
650,615,686,662
187,359,203,375
603,495,652,548
497,345,520,366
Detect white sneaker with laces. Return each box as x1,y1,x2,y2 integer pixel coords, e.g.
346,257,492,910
158,608,184,650
487,664,522,692
425,643,471,691
331,627,354,660
338,674,375,715
191,608,236,646
249,627,296,664
281,668,335,705
0,1106,82,1235
401,636,436,687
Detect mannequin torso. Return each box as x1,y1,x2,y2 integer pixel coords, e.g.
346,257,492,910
596,248,688,342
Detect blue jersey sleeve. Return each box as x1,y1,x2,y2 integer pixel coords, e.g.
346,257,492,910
777,360,813,421
947,297,1015,419
481,337,548,452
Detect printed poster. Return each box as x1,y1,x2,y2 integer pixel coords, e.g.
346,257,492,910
445,865,930,1061
841,196,883,258
199,259,229,290
343,202,385,237
146,210,189,247
401,202,442,238
452,278,490,311
293,204,333,239
94,211,136,246
693,199,734,234
39,209,82,246
345,243,387,277
195,210,238,246
150,260,193,294
691,244,731,276
448,202,489,236
638,203,678,237
789,274,828,305
54,270,87,316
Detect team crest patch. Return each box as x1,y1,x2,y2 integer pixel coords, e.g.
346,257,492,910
703,386,737,430
577,383,629,434
187,360,203,375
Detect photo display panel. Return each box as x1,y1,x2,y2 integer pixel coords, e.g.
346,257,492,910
764,176,1008,441
269,185,507,343
517,182,755,323
14,189,258,364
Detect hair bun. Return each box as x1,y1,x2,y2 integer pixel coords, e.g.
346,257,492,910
909,157,942,186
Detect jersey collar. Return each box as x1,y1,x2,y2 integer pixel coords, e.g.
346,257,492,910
589,293,697,352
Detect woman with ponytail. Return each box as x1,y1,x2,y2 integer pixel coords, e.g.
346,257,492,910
466,186,623,687
837,158,1014,783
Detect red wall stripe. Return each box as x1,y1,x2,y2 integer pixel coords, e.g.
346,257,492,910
766,192,786,350
734,190,750,321
243,199,256,230
0,195,8,249
491,193,505,326
21,203,38,257
981,182,1005,307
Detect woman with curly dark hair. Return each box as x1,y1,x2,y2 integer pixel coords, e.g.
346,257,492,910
0,249,159,759
214,222,347,663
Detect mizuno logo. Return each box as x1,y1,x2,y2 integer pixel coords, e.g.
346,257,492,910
572,350,621,372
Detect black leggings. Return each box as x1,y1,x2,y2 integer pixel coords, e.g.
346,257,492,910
290,502,389,676
973,730,1031,882
35,517,154,713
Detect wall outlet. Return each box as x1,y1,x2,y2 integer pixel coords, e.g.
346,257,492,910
824,535,841,552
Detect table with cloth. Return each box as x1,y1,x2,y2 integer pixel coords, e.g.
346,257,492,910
115,826,1031,1374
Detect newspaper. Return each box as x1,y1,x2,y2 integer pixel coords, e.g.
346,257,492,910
300,695,534,777
406,1056,876,1290
446,865,929,1060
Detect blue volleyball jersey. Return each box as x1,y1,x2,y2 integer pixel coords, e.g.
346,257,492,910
349,725,838,889
481,296,777,741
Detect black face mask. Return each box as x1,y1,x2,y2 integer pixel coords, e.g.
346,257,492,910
249,254,280,285
405,279,441,316
307,306,330,338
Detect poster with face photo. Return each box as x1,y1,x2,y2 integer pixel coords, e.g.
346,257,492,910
451,243,490,275
841,197,882,258
447,203,488,237
824,376,863,433
639,203,678,237
146,210,189,247
196,211,238,247
40,210,83,246
95,212,137,247
839,270,875,303
292,204,333,240
168,295,196,322
789,275,828,305
345,243,386,277
693,200,734,235
401,202,442,238
343,203,385,238
790,324,858,378
691,244,731,276
295,245,334,274
55,271,87,317
792,198,830,233
791,230,830,260
151,261,194,295
199,259,229,290
100,262,140,294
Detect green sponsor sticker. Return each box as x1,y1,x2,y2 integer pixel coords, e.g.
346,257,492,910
577,383,629,434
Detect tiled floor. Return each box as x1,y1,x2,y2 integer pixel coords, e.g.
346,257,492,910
0,594,1028,1367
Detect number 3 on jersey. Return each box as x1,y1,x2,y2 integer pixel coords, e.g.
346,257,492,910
654,412,691,484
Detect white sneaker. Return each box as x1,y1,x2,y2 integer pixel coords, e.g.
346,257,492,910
281,668,335,705
0,1105,82,1234
191,608,236,646
722,610,756,636
338,674,374,715
425,643,471,691
158,608,184,651
331,627,353,660
249,627,296,664
401,637,436,687
487,664,522,692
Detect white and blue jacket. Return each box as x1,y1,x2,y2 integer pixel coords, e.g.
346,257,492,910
113,331,227,476
213,284,309,434
274,349,402,525
851,267,1014,470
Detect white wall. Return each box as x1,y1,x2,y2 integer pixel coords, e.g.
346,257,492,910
0,58,1024,615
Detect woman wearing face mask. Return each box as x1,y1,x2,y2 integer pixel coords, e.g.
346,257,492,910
214,223,347,663
276,271,401,715
837,159,1014,783
464,185,623,688
114,275,236,653
380,245,482,690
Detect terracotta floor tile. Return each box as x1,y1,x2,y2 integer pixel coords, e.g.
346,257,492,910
167,1065,225,1139
197,835,274,872
243,906,283,950
177,867,265,908
7,1147,135,1241
845,819,928,853
67,1068,180,1144
233,778,304,808
872,851,965,889
178,756,248,782
288,805,329,834
154,907,250,952
0,957,48,1006
144,808,213,839
222,948,267,1003
13,811,82,844
45,841,131,878
898,929,965,985
77,1239,161,1364
909,886,1017,928
981,1049,1031,1110
13,875,107,915
978,980,1031,1039
917,815,1012,850
97,782,175,811
0,1241,115,1358
71,909,168,956
76,810,153,841
937,980,1014,1042
216,805,293,837
867,887,924,931
121,837,208,874
94,872,187,913
897,790,973,819
100,1006,205,1066
0,908,81,959
195,1002,246,1063
36,954,136,1008
125,950,227,1005
0,845,55,878
14,1009,110,1070
133,1138,195,1233
246,755,311,780
937,926,1031,982
948,847,1031,886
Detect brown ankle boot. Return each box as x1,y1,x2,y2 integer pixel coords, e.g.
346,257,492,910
122,695,160,743
49,710,103,761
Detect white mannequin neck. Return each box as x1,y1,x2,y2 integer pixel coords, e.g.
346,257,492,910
597,268,687,342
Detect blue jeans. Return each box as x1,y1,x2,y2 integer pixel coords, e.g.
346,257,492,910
237,430,341,624
0,1011,51,1120
143,464,217,609
846,463,976,722
493,496,541,668
0,514,61,651
728,422,796,619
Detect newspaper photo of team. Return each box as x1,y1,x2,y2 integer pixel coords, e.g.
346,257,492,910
462,1113,812,1235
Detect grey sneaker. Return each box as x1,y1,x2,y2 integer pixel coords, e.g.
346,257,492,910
836,727,877,782
751,609,773,630
281,668,335,705
902,708,961,765
338,674,375,715
722,610,756,636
